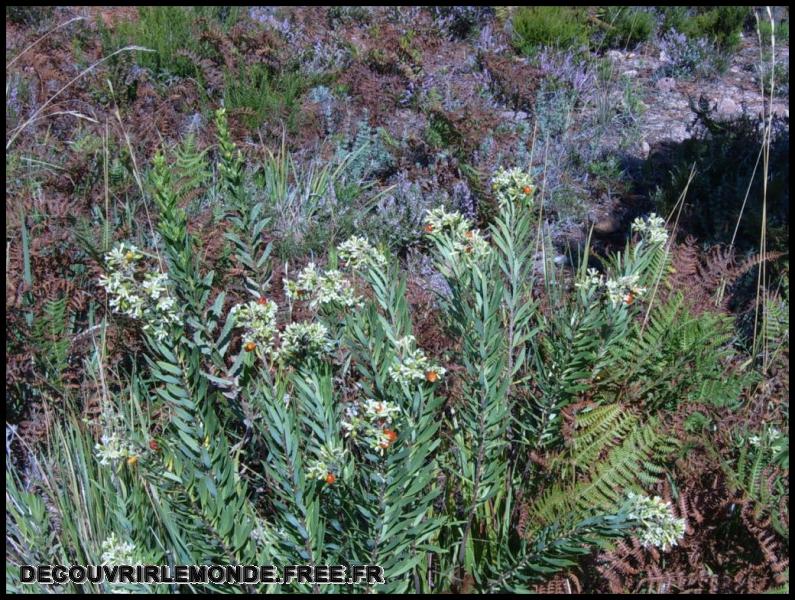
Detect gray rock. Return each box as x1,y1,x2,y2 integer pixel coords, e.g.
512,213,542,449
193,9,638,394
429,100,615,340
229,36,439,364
621,69,639,78
655,77,676,93
715,97,738,115
592,216,621,235
500,110,529,121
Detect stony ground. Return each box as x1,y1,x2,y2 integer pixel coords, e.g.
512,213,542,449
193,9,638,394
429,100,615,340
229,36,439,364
604,39,788,150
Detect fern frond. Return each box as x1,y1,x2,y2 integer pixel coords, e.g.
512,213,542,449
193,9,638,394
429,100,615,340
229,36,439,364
528,412,677,534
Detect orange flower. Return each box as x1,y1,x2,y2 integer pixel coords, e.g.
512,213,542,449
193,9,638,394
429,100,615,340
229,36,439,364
384,429,398,443
149,439,160,452
257,297,268,305
624,292,635,305
522,185,533,195
244,341,257,352
425,370,439,383
465,230,474,240
127,455,139,467
325,473,336,485
424,224,434,233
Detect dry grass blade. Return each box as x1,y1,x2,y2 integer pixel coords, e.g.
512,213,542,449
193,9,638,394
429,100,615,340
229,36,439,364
6,45,154,150
5,16,85,71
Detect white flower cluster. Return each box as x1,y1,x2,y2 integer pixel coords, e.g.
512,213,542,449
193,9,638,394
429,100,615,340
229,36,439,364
423,208,491,266
492,166,535,208
575,268,647,308
337,235,387,271
574,267,606,294
279,321,334,364
285,262,362,310
388,335,446,386
231,298,279,351
94,431,138,466
305,442,347,482
624,491,686,550
748,426,783,448
605,274,647,309
99,243,180,342
342,398,401,455
101,533,137,565
424,206,471,235
632,213,668,245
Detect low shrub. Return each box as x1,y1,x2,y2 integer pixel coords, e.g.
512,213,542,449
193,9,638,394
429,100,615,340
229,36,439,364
599,6,656,49
758,16,789,45
656,29,714,79
223,63,307,132
430,6,495,39
646,102,789,253
657,6,751,55
6,5,53,26
100,6,242,78
682,6,750,53
511,6,590,57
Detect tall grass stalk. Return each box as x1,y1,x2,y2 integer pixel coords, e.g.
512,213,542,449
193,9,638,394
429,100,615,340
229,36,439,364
751,7,776,370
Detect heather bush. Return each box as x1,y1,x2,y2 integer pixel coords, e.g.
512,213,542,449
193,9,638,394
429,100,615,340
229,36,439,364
356,171,443,251
656,29,714,79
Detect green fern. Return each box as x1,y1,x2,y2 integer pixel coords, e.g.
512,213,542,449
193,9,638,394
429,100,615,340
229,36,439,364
31,295,71,391
528,408,677,536
606,293,755,411
173,132,211,203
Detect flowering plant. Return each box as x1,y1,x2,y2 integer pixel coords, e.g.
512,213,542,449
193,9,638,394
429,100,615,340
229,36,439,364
279,321,334,364
388,335,446,386
632,213,669,245
337,235,387,271
574,268,647,308
231,298,279,354
422,208,491,267
98,243,181,341
342,398,402,455
492,165,535,208
305,442,348,482
623,492,686,550
285,262,362,310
